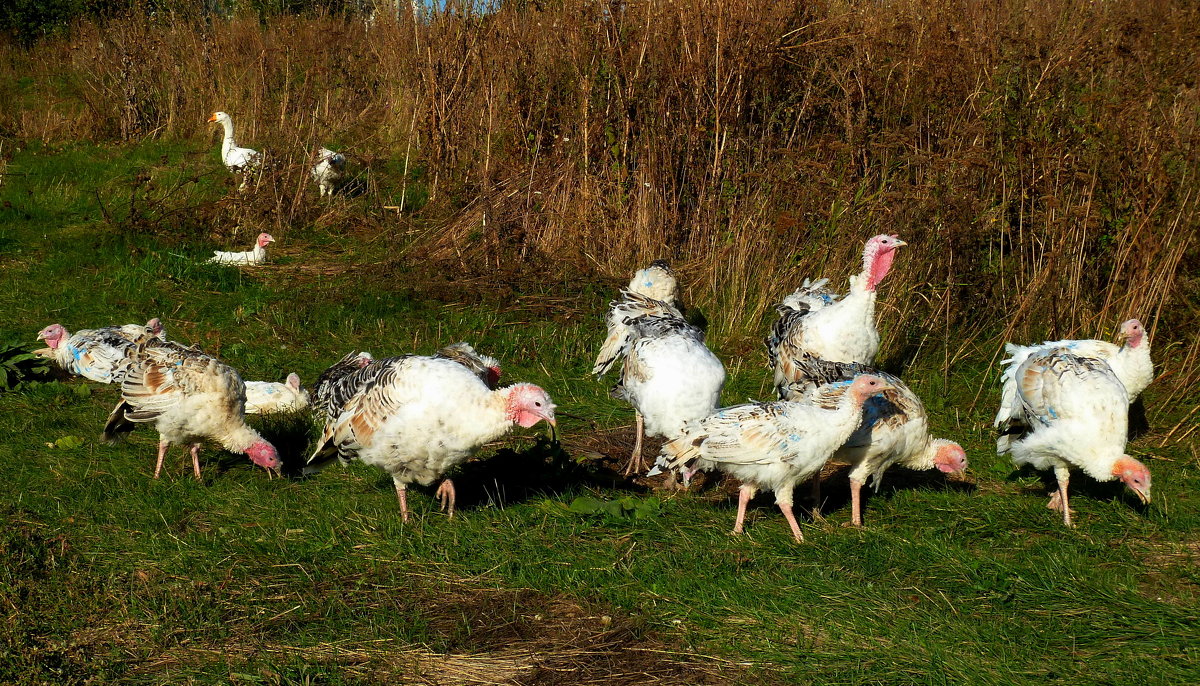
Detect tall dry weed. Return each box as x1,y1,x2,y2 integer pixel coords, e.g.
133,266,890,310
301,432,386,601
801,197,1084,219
0,0,1196,395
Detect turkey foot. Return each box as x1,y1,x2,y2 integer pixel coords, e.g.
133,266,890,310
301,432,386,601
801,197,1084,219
436,479,456,518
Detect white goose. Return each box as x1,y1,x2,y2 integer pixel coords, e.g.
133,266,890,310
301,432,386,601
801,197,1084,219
208,232,275,265
208,111,263,190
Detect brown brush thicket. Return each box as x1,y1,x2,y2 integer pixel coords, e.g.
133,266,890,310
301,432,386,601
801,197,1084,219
1,0,1197,392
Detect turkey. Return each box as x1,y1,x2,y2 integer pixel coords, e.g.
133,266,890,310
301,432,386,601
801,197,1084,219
649,374,895,542
999,319,1153,403
765,234,907,395
627,260,682,311
102,328,281,480
593,291,726,476
781,354,967,527
208,111,262,191
306,355,555,521
311,351,375,421
994,349,1151,527
311,147,346,197
208,232,275,265
35,319,166,384
244,373,310,414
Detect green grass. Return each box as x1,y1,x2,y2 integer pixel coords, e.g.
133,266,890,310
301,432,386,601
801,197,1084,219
1,142,1198,684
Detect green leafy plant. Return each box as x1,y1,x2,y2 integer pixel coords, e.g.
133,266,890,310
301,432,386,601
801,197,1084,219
0,341,52,391
567,495,663,522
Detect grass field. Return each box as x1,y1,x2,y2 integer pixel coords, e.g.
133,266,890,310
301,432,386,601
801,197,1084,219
1,140,1198,684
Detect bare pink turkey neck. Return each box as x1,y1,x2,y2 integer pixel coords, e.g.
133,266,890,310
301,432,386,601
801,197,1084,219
862,241,898,292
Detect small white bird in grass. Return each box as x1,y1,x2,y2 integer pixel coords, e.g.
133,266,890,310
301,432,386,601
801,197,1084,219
208,232,275,265
593,291,725,476
781,354,967,527
244,373,310,414
35,319,166,384
766,234,907,394
208,111,263,191
306,355,555,522
649,374,895,543
1000,318,1153,404
103,323,281,480
994,349,1151,527
311,147,347,197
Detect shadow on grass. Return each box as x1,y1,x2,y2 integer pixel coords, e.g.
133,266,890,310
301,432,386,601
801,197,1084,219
726,464,978,524
399,436,634,512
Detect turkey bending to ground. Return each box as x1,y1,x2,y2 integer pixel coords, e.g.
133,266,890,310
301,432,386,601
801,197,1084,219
649,374,895,542
994,349,1151,527
306,355,555,521
593,291,725,476
766,234,906,395
35,319,166,384
781,354,967,527
102,324,280,480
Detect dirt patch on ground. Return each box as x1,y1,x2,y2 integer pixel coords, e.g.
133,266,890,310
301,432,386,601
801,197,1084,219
120,573,753,685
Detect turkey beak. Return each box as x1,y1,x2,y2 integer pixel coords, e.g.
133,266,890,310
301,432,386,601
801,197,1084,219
874,381,896,395
36,330,47,341
1131,485,1150,505
892,239,908,248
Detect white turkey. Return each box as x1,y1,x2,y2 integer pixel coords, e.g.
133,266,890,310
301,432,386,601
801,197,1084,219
311,147,346,197
208,111,262,190
35,319,166,384
310,343,496,424
627,260,682,310
244,373,310,414
649,374,895,542
994,349,1151,527
306,355,555,521
1000,318,1153,403
102,328,281,480
593,291,726,476
208,232,275,265
311,351,375,421
765,234,906,395
781,354,967,527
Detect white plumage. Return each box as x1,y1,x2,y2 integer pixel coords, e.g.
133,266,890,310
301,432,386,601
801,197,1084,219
781,355,967,526
208,232,275,265
35,319,166,384
593,290,726,475
994,349,1151,527
999,318,1153,404
311,147,347,197
626,260,682,309
766,234,906,394
208,111,262,191
649,374,895,542
244,373,310,414
306,355,555,521
102,332,281,480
